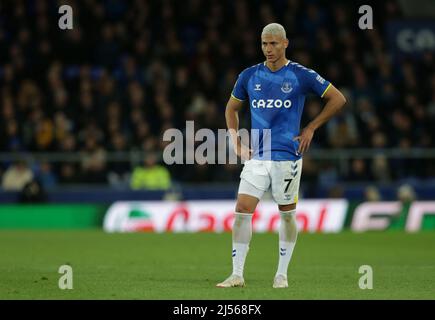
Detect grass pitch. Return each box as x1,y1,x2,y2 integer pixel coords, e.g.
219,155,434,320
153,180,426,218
0,230,434,299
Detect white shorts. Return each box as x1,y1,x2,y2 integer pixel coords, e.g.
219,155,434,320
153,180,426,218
238,159,302,205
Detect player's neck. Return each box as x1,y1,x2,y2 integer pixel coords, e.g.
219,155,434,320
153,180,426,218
265,57,289,72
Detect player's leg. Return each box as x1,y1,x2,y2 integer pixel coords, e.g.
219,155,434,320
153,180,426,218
217,160,269,288
216,183,262,288
273,202,297,288
232,192,259,275
270,159,302,288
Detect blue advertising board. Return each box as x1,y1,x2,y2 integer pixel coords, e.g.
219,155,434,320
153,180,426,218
387,20,435,57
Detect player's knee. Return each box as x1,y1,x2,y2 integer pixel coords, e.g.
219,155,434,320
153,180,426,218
235,201,256,213
278,203,296,212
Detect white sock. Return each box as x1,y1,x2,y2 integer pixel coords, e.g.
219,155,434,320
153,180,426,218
232,212,252,277
276,210,298,277
232,243,249,277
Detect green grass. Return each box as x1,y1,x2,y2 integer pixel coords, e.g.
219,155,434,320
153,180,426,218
0,230,434,299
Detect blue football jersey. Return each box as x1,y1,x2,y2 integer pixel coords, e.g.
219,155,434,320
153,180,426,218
231,60,331,161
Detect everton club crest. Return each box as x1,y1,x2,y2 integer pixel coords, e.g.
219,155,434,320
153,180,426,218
281,81,292,93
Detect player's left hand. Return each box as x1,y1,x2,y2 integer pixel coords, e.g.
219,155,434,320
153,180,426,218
293,126,315,154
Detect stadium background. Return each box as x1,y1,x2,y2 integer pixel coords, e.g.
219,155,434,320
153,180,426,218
0,0,434,299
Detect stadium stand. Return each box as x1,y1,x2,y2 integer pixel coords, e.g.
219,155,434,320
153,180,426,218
0,0,434,200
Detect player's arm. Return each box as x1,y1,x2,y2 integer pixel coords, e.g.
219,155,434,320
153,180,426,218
225,96,252,160
294,84,346,154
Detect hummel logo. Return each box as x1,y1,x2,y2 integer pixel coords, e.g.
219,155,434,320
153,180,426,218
232,249,236,257
280,248,287,256
316,75,325,84
254,84,261,91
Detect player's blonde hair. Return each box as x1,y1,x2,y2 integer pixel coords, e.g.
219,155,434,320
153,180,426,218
262,23,286,39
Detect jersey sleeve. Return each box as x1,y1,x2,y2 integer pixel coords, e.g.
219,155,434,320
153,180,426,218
299,67,331,98
231,70,249,101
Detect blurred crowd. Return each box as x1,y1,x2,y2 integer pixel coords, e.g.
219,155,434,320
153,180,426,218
0,0,434,192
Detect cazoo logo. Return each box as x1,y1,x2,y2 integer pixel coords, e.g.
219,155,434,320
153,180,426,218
251,99,292,109
103,200,348,233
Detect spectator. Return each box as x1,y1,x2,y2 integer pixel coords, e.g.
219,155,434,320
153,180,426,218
1,161,34,191
397,184,416,202
107,132,131,188
34,161,57,189
365,186,382,201
80,137,107,184
371,154,391,182
327,185,345,198
58,163,80,185
347,158,372,182
326,112,359,148
130,153,171,190
19,180,47,203
0,1,433,187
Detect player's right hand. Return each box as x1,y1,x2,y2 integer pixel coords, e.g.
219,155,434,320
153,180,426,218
235,143,253,160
